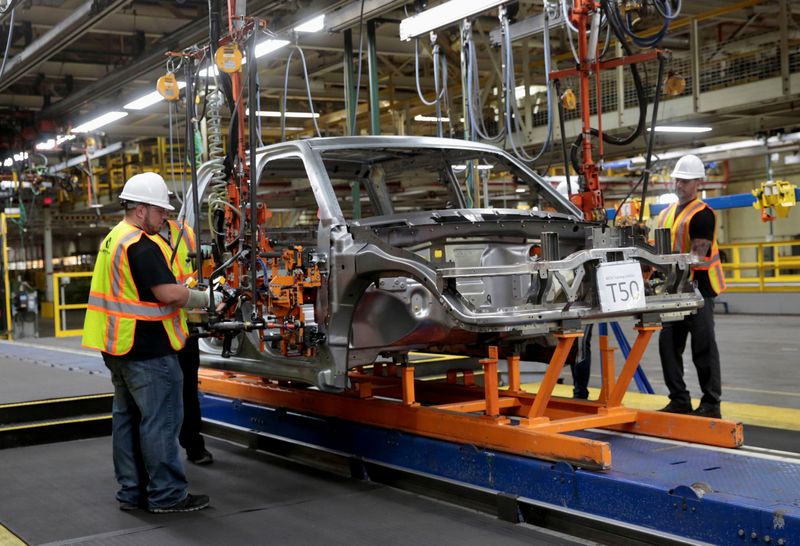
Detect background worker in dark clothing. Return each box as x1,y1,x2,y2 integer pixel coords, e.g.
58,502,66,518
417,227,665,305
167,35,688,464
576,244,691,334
154,219,213,466
178,337,212,464
656,155,727,419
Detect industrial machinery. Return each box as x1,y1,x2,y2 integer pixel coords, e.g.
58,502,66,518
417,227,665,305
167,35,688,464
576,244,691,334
170,0,741,470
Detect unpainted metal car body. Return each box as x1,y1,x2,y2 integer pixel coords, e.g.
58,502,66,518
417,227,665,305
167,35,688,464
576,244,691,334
183,136,702,391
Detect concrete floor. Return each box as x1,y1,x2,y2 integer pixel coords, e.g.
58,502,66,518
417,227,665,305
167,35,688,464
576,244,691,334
587,314,800,409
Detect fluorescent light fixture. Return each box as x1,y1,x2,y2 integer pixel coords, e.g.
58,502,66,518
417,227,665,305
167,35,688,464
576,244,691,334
71,111,129,133
36,140,55,151
13,152,28,162
452,163,494,171
515,187,526,193
648,126,712,134
400,0,509,41
3,158,11,167
414,115,450,122
294,14,325,33
255,39,290,58
124,82,187,110
35,134,75,151
245,109,320,119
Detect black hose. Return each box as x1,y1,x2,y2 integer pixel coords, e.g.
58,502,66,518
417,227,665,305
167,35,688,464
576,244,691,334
570,0,649,174
637,53,666,224
554,79,572,196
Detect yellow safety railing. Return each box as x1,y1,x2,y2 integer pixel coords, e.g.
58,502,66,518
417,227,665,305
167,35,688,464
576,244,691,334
718,239,800,292
53,272,93,337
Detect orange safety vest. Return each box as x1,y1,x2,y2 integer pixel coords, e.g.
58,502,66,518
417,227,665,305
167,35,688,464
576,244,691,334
151,220,197,283
150,220,198,327
82,220,188,355
657,198,726,296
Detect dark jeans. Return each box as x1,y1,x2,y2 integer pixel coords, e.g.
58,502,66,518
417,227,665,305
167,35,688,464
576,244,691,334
105,353,188,509
658,297,722,407
178,336,206,457
571,324,593,399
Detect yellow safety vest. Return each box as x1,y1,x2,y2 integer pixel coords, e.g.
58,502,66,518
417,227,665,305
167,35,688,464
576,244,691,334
149,220,197,327
82,220,188,355
159,220,197,283
657,198,726,296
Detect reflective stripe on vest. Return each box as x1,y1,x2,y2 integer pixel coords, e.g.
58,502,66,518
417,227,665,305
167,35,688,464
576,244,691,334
171,220,196,283
657,198,726,296
149,220,195,334
82,220,187,354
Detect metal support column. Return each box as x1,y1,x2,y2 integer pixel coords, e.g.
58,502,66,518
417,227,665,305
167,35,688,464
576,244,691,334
779,0,790,96
1,213,12,339
367,20,381,135
344,29,357,136
690,18,700,112
43,208,53,302
615,42,624,125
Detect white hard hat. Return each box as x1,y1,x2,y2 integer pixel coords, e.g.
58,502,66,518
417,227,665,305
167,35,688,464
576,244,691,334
671,154,705,180
119,172,174,210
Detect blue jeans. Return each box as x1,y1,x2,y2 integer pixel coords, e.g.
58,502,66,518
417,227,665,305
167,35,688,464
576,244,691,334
104,353,188,508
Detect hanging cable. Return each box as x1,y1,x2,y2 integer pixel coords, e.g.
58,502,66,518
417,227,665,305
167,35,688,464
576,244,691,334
609,0,671,48
653,0,682,20
281,45,321,141
501,6,553,164
464,22,505,143
569,0,650,175
414,36,448,137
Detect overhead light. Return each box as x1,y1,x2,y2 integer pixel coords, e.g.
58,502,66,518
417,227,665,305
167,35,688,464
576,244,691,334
245,109,320,119
255,39,290,58
294,14,325,33
415,114,450,122
452,163,494,171
3,158,12,167
648,126,713,134
515,187,526,193
124,82,186,110
400,0,510,41
71,111,129,133
35,134,75,151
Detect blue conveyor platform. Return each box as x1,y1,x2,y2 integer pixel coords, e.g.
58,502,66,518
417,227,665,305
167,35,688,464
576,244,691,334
201,392,800,545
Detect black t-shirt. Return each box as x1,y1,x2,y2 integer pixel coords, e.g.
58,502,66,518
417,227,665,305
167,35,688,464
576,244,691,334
675,202,716,297
107,235,177,360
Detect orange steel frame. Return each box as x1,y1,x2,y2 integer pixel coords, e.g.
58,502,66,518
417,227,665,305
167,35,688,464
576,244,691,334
199,322,743,471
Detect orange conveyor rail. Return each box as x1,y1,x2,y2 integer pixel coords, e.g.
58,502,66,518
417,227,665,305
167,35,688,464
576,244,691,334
198,322,743,470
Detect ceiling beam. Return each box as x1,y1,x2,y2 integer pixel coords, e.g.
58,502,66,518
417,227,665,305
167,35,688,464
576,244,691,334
0,0,129,93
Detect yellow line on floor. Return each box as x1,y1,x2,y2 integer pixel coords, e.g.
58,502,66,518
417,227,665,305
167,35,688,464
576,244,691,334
723,385,800,398
0,393,112,409
0,523,26,546
520,383,800,431
408,352,470,363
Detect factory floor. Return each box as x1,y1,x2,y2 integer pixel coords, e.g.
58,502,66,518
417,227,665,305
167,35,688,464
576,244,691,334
0,312,798,544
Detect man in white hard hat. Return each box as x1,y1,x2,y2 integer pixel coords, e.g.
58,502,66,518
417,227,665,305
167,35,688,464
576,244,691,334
656,155,727,419
83,172,215,513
